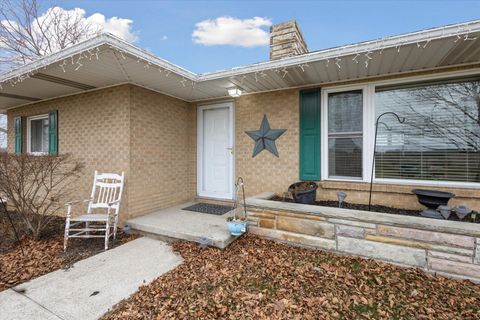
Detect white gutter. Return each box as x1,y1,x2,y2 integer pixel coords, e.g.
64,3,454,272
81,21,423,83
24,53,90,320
1,19,480,85
198,18,480,81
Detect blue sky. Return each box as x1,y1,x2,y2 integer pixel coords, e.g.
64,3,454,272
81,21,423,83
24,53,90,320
45,0,480,73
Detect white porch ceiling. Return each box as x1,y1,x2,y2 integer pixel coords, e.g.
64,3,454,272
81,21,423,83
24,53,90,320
1,19,480,112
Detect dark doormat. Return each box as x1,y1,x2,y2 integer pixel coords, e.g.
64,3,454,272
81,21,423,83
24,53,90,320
182,203,233,215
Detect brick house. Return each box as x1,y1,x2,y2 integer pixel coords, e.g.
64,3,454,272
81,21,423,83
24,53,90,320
0,19,479,224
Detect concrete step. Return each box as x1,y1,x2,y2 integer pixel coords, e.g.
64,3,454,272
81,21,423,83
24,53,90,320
126,202,239,249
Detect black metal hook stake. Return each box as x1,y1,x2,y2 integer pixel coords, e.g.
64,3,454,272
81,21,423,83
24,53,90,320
368,112,405,211
0,197,24,256
232,177,247,219
238,177,247,218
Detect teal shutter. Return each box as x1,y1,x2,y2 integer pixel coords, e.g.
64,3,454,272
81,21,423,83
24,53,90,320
48,110,58,155
299,89,321,180
14,117,22,155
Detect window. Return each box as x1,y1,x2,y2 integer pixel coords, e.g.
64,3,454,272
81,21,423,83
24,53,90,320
375,79,480,183
327,90,363,179
27,115,49,154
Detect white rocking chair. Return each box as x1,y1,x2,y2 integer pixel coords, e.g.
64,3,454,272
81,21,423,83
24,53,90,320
64,171,125,251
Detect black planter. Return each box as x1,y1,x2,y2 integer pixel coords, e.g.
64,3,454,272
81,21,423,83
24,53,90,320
288,182,318,205
412,189,455,219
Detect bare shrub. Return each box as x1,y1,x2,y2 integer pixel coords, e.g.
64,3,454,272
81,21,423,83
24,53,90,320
0,153,83,239
0,0,100,71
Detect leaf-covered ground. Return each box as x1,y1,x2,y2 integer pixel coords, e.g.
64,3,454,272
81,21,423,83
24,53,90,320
0,212,136,291
104,234,480,319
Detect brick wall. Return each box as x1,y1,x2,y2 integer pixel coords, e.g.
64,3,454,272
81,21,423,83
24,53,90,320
6,80,480,221
7,85,131,216
235,89,300,197
128,86,196,219
232,89,480,211
7,84,197,222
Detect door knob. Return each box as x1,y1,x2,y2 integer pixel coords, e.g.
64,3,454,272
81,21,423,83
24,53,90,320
226,147,234,155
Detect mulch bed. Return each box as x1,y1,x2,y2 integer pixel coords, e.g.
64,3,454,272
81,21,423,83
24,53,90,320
0,210,137,292
271,195,480,223
103,234,480,319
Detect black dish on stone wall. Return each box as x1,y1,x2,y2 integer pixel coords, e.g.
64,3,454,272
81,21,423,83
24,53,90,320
411,189,456,219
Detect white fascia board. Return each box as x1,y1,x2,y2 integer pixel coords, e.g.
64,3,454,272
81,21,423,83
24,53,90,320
0,33,197,84
198,19,480,81
104,34,197,79
2,19,480,86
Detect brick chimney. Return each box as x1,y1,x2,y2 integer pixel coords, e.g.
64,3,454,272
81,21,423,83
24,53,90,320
269,20,308,60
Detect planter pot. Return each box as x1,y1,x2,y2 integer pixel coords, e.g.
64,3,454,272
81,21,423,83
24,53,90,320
226,220,247,236
288,181,318,205
411,189,455,209
412,189,455,220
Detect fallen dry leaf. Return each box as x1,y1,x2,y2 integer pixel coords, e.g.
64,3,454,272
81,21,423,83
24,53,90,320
103,234,480,319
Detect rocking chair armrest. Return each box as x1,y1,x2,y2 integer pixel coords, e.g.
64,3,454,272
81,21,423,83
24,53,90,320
107,200,120,208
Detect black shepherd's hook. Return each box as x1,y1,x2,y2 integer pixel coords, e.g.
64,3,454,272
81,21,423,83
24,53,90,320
0,197,24,256
232,177,247,220
237,177,247,218
368,112,406,211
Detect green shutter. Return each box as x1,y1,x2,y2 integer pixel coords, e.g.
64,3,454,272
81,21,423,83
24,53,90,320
299,89,321,180
14,117,22,155
48,110,58,155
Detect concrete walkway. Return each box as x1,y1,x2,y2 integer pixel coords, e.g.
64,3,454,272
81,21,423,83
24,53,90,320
0,237,182,320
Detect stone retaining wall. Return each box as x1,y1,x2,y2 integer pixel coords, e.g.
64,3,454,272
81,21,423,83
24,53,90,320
246,193,480,282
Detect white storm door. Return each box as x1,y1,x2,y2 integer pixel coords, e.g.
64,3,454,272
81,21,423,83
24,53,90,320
198,103,234,199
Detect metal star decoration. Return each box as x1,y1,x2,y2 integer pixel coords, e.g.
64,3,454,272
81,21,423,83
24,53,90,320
245,114,287,158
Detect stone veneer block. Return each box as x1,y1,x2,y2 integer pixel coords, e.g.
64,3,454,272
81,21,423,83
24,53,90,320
246,196,480,238
276,216,335,238
428,257,480,279
328,219,377,229
475,239,480,265
377,225,475,248
366,235,473,257
247,211,276,219
258,219,275,229
263,209,327,222
249,226,336,250
336,225,364,238
428,251,473,264
337,236,426,267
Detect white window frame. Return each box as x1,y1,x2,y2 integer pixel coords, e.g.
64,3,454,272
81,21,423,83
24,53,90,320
320,68,480,188
26,114,49,155
321,84,374,182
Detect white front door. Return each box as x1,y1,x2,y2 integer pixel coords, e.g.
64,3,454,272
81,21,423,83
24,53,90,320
198,102,234,199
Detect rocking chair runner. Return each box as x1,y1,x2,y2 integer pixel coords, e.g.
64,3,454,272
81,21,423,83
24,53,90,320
64,171,125,251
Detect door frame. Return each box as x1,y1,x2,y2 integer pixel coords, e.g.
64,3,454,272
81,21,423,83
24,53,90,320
197,101,235,200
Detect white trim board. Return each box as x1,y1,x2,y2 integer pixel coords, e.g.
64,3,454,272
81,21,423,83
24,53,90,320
2,19,480,84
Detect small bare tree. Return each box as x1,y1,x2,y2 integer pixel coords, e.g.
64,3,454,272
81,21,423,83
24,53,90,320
0,153,83,239
0,0,100,71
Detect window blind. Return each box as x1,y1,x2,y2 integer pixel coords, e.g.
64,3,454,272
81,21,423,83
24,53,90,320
375,79,480,183
328,90,363,179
